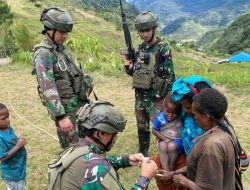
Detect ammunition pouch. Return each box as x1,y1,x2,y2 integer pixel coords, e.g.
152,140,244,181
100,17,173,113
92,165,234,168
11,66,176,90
55,78,75,97
73,74,82,95
132,52,155,89
154,76,171,98
79,75,94,101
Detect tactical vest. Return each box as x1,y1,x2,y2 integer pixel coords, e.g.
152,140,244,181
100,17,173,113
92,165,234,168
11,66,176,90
47,145,89,190
32,40,93,114
132,41,165,91
47,145,124,190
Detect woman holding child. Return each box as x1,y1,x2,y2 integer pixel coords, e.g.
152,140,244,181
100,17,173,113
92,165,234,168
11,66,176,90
155,76,245,190
152,75,212,190
172,88,242,190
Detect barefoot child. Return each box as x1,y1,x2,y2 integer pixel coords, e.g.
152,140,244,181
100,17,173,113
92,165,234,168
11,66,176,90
152,94,183,171
0,103,27,190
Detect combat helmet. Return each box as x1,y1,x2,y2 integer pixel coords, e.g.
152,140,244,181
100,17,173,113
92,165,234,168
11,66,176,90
135,11,158,30
40,7,73,32
77,101,127,134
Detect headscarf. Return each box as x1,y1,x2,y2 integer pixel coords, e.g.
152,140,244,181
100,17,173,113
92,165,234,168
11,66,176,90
172,75,213,102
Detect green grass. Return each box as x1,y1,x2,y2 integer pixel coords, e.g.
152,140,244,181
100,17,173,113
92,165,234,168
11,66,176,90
6,0,129,54
1,0,250,189
0,64,250,190
173,52,250,95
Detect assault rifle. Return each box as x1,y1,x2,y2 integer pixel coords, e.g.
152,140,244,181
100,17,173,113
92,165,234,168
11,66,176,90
119,0,137,69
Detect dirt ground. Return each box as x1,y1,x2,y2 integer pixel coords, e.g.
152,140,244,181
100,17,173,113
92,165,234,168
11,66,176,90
0,65,249,190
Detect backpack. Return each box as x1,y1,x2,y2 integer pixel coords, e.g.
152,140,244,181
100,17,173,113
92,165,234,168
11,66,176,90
47,145,89,190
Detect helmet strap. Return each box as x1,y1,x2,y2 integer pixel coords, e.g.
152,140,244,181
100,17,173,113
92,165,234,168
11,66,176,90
47,29,59,46
52,29,56,41
42,26,51,35
104,133,117,151
88,131,116,152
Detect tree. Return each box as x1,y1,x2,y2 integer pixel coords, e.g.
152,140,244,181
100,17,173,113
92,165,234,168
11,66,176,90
0,0,14,25
0,1,15,56
13,22,34,52
1,23,17,56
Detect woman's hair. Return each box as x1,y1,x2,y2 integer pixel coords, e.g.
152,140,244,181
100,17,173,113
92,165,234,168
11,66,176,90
193,88,228,119
0,103,7,111
163,94,182,114
182,82,211,103
193,88,243,154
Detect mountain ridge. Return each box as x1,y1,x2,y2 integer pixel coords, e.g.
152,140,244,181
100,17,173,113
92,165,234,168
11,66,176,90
127,0,250,41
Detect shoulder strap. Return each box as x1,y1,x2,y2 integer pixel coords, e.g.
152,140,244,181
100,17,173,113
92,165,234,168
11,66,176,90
47,145,89,190
33,40,54,54
225,133,243,190
62,146,89,168
32,42,55,64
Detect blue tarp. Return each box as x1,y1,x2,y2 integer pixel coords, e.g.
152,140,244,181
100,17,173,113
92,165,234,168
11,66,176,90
228,52,250,63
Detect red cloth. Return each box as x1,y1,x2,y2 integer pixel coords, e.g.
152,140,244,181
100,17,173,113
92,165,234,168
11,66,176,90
151,154,188,190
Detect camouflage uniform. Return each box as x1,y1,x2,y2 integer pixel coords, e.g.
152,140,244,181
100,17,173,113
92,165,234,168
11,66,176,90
134,39,175,156
47,101,157,189
135,38,175,130
32,7,92,148
32,38,90,148
125,11,175,156
60,139,150,189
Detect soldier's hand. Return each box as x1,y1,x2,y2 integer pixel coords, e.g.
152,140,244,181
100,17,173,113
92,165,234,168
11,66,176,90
129,153,144,166
59,117,74,133
140,159,158,179
124,59,132,70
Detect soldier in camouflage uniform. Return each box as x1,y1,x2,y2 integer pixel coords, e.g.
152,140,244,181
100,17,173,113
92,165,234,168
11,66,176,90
124,11,175,156
32,7,93,148
59,101,158,189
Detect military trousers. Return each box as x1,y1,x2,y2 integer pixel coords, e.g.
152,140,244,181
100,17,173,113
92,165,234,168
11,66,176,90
55,97,89,149
135,93,163,132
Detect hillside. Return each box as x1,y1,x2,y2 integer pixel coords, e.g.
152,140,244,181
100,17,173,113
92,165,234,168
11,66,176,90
128,0,250,41
211,13,250,54
197,13,250,54
2,0,219,65
72,0,138,30
5,0,138,44
4,0,134,54
196,29,225,50
163,20,210,42
1,0,250,190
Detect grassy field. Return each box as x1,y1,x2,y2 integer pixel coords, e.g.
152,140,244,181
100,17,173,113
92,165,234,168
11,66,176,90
1,0,250,189
0,63,250,190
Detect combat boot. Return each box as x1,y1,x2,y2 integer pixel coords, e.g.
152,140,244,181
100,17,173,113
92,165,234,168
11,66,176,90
138,130,150,157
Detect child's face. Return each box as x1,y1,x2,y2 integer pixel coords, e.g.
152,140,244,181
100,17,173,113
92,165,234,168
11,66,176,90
164,102,178,122
0,108,10,130
180,99,193,116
